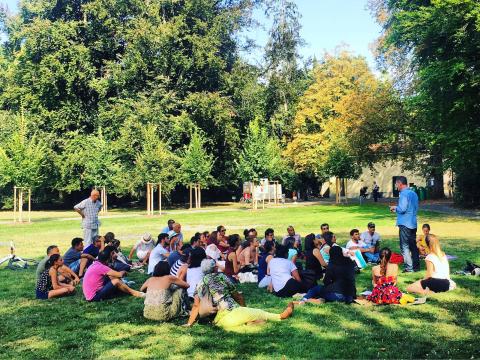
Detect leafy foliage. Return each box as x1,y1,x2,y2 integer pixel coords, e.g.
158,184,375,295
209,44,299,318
179,132,215,189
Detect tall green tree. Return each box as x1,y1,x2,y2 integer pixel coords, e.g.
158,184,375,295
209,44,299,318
179,132,215,189
370,0,480,206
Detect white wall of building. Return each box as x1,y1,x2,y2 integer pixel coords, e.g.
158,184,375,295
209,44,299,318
326,160,452,199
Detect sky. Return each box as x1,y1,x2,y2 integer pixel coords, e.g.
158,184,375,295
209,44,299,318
0,0,382,69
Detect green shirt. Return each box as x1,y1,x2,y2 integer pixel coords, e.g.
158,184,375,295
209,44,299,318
36,256,49,279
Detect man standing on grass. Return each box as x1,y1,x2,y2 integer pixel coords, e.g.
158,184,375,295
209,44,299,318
389,176,419,273
74,189,102,247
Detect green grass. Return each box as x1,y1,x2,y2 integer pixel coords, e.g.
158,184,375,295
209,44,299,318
0,203,479,359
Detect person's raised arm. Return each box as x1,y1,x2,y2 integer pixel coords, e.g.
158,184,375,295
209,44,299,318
81,253,95,260
170,275,190,289
73,200,85,218
313,248,328,267
184,295,200,327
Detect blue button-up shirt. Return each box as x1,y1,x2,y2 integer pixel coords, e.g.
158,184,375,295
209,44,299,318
395,188,418,229
74,198,102,229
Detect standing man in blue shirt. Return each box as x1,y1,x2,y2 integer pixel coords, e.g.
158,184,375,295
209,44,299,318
389,176,420,272
74,189,102,247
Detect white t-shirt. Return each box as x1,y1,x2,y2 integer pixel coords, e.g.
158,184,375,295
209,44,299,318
346,240,367,250
147,244,169,275
186,267,204,297
268,258,297,292
135,240,155,261
426,253,450,279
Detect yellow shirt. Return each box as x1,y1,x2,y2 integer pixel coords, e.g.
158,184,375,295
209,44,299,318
417,235,430,254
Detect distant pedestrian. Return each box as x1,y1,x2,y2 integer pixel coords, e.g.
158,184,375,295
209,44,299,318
372,181,380,202
74,190,102,247
389,176,419,273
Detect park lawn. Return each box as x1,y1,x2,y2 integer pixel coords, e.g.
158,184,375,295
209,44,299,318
0,203,479,359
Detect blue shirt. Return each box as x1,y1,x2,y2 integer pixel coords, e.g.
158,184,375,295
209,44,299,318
395,188,418,229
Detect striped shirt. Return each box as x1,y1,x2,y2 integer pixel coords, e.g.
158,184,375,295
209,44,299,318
170,259,186,277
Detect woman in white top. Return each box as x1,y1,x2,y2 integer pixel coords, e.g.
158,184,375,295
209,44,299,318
267,245,307,297
185,247,207,298
407,234,455,294
129,233,155,264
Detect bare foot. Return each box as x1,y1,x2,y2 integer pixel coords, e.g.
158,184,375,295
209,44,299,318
280,302,294,320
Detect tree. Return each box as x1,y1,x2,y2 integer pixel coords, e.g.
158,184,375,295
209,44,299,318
285,50,395,187
179,132,215,208
370,0,480,206
0,115,49,208
238,118,292,186
262,0,310,139
134,125,179,197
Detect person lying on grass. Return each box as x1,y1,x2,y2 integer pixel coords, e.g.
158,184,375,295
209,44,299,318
36,254,76,300
407,234,455,295
141,261,190,322
184,259,294,329
300,246,356,304
83,246,145,302
36,245,80,286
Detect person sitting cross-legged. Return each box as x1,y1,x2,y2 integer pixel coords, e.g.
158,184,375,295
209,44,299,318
300,246,356,304
416,224,431,257
148,233,170,275
257,241,276,288
366,247,402,304
184,259,294,329
268,245,310,297
360,222,381,263
36,245,80,286
141,261,190,322
78,235,105,277
346,229,375,261
36,254,76,300
128,233,155,265
63,238,86,275
83,246,145,301
406,234,455,295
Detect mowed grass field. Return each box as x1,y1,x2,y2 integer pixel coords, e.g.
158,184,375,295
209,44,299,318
0,203,479,359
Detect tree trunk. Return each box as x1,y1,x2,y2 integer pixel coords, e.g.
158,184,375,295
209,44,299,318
429,150,445,199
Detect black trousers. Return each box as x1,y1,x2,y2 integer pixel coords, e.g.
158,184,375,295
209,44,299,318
275,278,308,298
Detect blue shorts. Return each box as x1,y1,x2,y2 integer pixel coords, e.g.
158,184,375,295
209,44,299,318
36,289,49,300
91,279,119,301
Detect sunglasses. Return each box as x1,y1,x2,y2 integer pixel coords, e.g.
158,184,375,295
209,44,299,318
220,229,226,232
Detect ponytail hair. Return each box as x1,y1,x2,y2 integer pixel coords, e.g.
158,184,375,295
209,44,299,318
379,247,392,277
46,254,61,270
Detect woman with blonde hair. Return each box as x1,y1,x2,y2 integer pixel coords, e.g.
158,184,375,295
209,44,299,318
407,234,454,294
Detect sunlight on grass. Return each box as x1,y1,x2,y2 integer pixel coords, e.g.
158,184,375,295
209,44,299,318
6,336,56,352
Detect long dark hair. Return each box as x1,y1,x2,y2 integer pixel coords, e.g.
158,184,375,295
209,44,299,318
46,254,61,269
304,233,316,251
379,247,392,277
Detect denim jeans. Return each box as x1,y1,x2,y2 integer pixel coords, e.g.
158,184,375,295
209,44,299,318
399,225,419,271
302,285,352,303
364,252,380,263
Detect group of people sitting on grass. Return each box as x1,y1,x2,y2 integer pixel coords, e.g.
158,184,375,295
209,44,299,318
35,219,455,329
